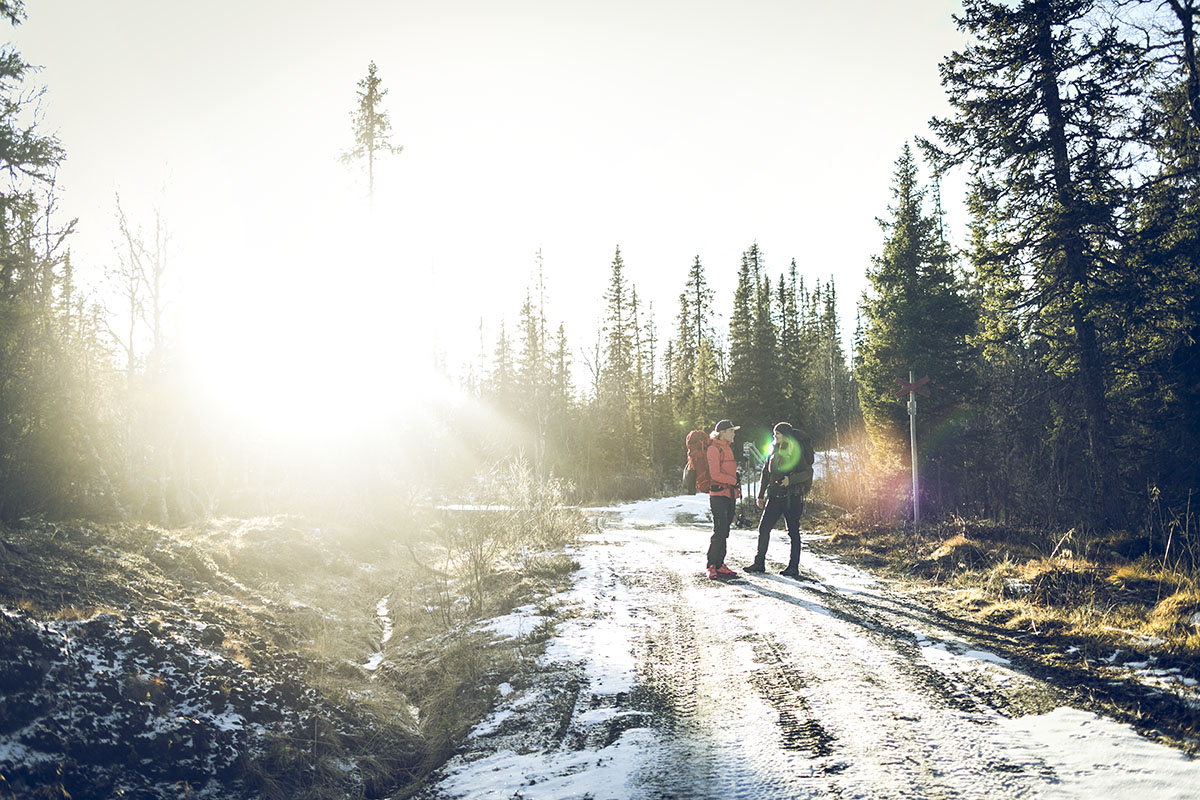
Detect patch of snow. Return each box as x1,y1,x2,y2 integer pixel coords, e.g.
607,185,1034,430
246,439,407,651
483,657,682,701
800,548,879,596
1192,612,1200,628
498,682,513,697
997,708,1200,799
541,556,640,696
439,728,659,799
468,709,515,739
377,596,394,646
587,495,712,527
508,689,542,709
962,648,1011,666
0,738,57,767
576,708,651,726
208,710,248,732
475,604,546,640
919,640,1012,670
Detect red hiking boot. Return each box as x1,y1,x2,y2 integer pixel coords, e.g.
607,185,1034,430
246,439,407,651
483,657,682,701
715,564,738,577
706,565,719,579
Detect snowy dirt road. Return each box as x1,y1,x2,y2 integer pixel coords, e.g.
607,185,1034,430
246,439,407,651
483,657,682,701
418,496,1200,799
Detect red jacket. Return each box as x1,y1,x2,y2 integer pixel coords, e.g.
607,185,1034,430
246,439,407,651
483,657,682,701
707,438,738,498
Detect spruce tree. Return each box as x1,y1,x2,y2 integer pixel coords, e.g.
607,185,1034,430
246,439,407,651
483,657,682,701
818,281,855,452
925,0,1148,525
670,291,695,423
751,272,782,426
777,262,804,425
341,61,403,200
0,2,94,520
858,144,979,518
486,320,516,413
724,247,758,430
597,247,637,482
670,255,717,429
517,288,548,473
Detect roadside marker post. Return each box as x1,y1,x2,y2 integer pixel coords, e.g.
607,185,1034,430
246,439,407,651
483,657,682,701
895,373,930,529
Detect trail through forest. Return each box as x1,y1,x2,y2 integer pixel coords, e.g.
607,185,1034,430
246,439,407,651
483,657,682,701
418,496,1200,799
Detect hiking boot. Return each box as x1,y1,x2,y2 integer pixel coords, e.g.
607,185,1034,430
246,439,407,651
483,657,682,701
706,565,719,580
744,561,766,573
780,567,800,578
715,563,738,577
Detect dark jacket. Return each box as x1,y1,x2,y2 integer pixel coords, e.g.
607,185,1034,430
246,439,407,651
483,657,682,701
757,431,814,501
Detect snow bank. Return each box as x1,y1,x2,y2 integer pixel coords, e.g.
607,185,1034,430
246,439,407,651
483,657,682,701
587,495,712,526
474,604,547,640
441,728,658,799
998,707,1200,800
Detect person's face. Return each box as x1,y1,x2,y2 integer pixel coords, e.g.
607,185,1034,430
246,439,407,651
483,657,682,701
720,428,735,442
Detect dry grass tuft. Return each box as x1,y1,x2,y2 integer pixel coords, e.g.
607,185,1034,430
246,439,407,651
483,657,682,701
927,534,988,568
815,512,1200,665
1150,585,1200,632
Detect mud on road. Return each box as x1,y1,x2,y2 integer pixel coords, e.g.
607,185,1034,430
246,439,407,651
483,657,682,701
418,497,1200,799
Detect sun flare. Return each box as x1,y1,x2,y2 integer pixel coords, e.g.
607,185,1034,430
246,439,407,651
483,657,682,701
181,204,455,444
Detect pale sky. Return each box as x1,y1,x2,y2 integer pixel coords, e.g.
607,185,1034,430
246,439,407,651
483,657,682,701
11,0,969,426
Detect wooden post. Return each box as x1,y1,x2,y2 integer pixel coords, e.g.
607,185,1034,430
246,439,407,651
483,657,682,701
908,370,920,529
895,373,930,529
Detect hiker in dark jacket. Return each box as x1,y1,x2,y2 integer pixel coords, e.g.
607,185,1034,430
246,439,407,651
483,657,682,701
745,421,814,577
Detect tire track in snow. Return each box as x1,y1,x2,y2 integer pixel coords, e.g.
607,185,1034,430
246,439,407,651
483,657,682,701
620,525,1074,798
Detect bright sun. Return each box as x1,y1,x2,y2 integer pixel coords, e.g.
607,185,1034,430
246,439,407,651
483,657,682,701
181,202,454,445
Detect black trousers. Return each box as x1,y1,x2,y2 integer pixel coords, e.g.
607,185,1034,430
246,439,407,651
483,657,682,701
707,494,734,567
754,492,804,570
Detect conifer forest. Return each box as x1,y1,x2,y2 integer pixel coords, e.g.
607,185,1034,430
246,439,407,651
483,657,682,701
2,0,1199,553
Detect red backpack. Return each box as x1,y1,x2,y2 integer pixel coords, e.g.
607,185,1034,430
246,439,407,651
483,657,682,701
682,429,713,493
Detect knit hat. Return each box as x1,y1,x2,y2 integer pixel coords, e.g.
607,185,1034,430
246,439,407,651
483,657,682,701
773,421,794,436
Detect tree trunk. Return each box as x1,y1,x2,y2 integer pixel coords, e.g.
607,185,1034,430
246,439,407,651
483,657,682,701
1033,2,1117,526
1168,0,1200,135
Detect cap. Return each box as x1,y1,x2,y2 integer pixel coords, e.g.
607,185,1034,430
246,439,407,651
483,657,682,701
712,419,740,434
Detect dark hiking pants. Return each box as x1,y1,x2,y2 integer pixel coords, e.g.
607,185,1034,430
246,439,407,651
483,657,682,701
754,492,804,570
707,494,735,568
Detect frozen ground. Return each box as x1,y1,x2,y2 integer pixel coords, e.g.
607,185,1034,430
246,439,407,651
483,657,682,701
418,495,1200,799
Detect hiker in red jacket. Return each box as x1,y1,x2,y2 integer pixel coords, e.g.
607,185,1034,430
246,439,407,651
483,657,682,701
706,419,741,579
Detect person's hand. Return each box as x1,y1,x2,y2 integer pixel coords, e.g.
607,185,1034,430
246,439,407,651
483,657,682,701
780,476,790,487
756,498,764,509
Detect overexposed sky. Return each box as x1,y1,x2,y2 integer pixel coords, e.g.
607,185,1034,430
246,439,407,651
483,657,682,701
11,0,969,419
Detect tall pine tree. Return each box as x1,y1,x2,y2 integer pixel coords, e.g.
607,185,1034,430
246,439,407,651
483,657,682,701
925,0,1148,525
